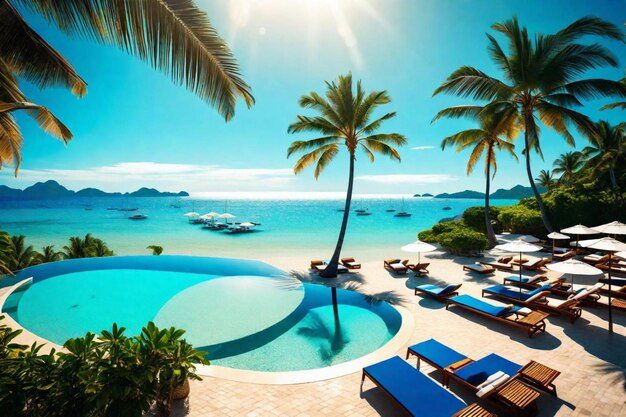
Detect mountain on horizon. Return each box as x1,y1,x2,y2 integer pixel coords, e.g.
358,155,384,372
431,184,546,199
0,180,189,200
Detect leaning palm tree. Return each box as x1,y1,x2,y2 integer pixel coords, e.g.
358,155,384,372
1,0,254,174
535,169,556,189
582,120,625,188
34,245,62,264
553,151,585,184
439,108,519,247
433,16,626,232
5,235,35,271
287,73,406,277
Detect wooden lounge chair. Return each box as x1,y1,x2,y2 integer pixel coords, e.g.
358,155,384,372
481,256,515,271
340,257,361,270
445,294,548,337
598,278,626,300
597,263,626,276
463,263,496,274
361,356,496,417
522,258,550,272
552,250,576,261
415,283,462,300
503,273,549,288
583,253,610,265
310,260,348,274
407,262,430,276
384,258,409,275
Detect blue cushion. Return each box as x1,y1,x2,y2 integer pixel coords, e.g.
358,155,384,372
505,276,529,283
364,356,467,416
453,353,522,387
407,338,467,369
417,284,457,296
484,285,541,301
450,294,521,316
527,284,552,296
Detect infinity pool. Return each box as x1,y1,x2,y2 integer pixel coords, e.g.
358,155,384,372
2,256,402,372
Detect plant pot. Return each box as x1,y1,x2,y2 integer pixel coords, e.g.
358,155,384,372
172,378,190,400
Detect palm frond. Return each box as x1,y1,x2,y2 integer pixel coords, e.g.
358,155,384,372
360,143,375,162
288,116,343,136
600,101,626,111
286,136,339,158
292,143,336,176
363,139,401,161
0,57,26,102
15,0,254,120
354,90,391,129
433,66,513,100
360,133,407,147
466,140,486,175
314,144,339,179
299,92,343,127
0,112,21,174
536,100,595,144
440,129,485,151
557,79,626,100
357,111,396,136
431,105,484,123
555,16,624,44
0,102,72,142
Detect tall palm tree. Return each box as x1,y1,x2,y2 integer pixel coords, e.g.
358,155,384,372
535,169,556,189
553,151,585,184
439,108,519,247
583,120,625,188
287,73,406,277
34,245,62,264
433,16,626,232
1,0,254,174
5,235,35,271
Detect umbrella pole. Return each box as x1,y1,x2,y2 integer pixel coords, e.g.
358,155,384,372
608,253,613,334
418,252,421,265
519,251,523,296
552,239,555,260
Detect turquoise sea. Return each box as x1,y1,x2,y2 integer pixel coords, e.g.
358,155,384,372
0,195,518,258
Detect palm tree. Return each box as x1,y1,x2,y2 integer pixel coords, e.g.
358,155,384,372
147,245,164,256
553,151,585,184
433,17,626,232
287,73,406,277
439,108,518,247
90,238,113,257
63,234,92,259
535,169,556,189
5,235,35,271
34,245,62,264
601,78,626,111
583,120,625,188
1,0,254,174
0,229,12,274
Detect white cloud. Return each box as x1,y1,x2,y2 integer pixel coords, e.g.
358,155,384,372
411,146,435,151
356,174,457,184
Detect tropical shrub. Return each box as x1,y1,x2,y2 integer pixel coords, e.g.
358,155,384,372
497,205,543,235
419,221,488,255
0,317,207,417
462,206,502,234
148,245,164,256
63,234,114,259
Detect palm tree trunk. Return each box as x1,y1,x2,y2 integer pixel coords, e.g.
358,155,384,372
484,160,497,248
609,167,617,188
320,153,355,278
524,128,553,233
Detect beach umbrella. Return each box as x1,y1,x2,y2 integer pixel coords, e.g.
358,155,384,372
519,235,541,243
592,221,626,236
495,239,542,295
240,222,255,227
218,213,235,224
546,259,602,292
401,240,437,264
561,224,597,253
183,212,200,217
547,232,569,258
583,237,626,333
616,251,626,259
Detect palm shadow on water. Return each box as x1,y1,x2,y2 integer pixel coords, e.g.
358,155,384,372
297,310,349,364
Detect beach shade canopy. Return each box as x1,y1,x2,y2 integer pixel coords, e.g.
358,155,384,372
519,235,541,243
205,211,220,218
583,237,626,333
401,240,437,263
546,259,603,292
496,239,543,292
240,222,255,227
561,224,597,251
592,221,626,235
218,213,235,219
184,212,200,217
616,251,626,259
547,232,570,258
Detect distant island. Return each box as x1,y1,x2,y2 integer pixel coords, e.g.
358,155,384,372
0,180,189,200
416,184,545,200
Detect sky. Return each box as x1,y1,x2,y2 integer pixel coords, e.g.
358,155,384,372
1,0,625,195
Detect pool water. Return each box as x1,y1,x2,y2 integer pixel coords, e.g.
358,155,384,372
2,257,402,372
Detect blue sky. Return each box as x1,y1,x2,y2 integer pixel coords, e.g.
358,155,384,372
1,0,625,194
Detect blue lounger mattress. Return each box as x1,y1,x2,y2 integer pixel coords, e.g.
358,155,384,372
452,353,522,387
448,294,522,316
364,356,468,416
407,338,467,369
417,284,458,296
483,285,551,301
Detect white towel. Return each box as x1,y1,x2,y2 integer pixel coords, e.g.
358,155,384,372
476,371,504,391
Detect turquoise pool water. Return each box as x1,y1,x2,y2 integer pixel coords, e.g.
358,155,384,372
2,256,401,372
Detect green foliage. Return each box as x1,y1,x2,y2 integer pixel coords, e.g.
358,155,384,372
462,206,502,234
147,245,164,256
4,235,36,272
0,316,208,417
33,245,63,264
419,221,488,255
497,205,544,235
63,234,114,259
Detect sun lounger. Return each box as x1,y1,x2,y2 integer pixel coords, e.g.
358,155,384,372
361,356,496,417
407,262,430,276
598,278,626,300
463,263,495,274
384,258,409,275
446,294,548,337
503,273,549,288
553,247,569,254
340,257,361,269
522,258,550,271
583,253,609,264
597,263,626,276
552,250,576,261
415,283,462,300
310,260,349,274
482,282,560,303
480,256,515,271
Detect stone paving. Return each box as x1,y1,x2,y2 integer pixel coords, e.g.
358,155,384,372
171,252,626,417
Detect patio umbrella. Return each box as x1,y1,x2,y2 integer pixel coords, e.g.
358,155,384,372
239,222,255,227
183,212,199,217
519,235,541,243
560,224,597,253
546,259,602,293
218,213,236,224
547,232,569,258
592,221,626,235
401,240,437,264
582,237,626,333
495,239,543,295
615,251,626,259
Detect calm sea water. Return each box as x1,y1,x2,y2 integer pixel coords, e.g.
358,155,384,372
0,195,517,258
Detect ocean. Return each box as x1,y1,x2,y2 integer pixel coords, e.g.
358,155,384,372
0,195,518,259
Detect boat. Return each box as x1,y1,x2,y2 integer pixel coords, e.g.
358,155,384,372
442,206,452,211
386,209,396,212
120,208,139,212
394,197,411,217
129,214,147,220
356,211,372,216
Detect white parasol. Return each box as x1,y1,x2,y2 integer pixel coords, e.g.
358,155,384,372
496,239,543,294
401,240,437,264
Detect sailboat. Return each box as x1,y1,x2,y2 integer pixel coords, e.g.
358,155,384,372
385,199,396,212
355,198,371,215
394,197,411,217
